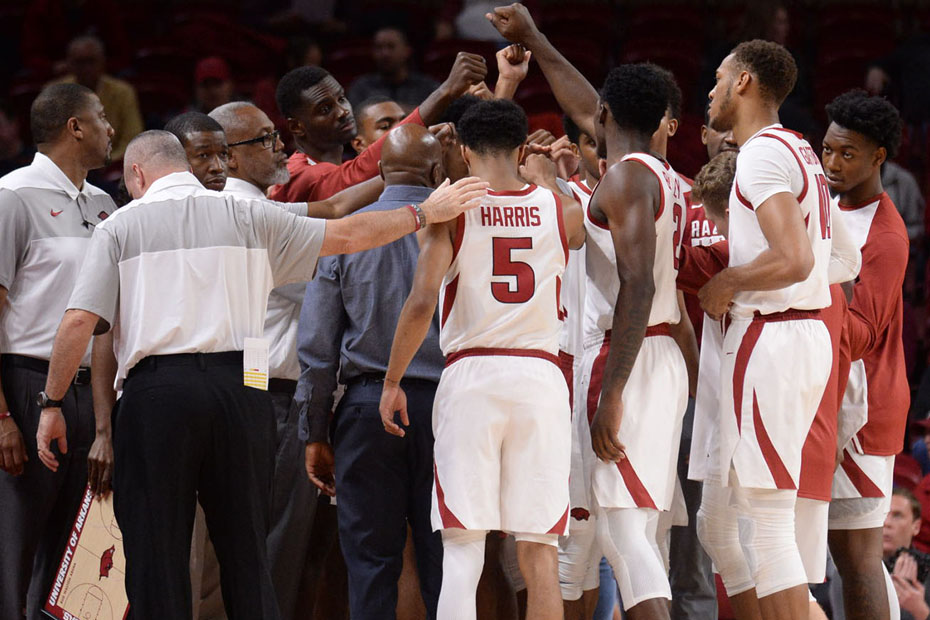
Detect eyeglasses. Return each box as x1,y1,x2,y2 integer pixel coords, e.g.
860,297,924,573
228,130,280,150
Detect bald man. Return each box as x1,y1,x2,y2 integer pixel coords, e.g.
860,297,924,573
297,124,447,620
35,129,486,619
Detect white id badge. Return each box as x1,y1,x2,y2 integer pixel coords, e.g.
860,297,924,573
243,337,269,391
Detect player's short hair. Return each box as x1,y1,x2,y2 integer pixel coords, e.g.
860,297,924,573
893,487,922,522
601,64,669,136
562,115,582,144
30,83,96,145
731,39,797,106
276,66,331,119
647,63,682,120
458,99,528,156
692,151,737,215
826,89,902,159
356,95,395,120
164,111,225,146
439,94,481,126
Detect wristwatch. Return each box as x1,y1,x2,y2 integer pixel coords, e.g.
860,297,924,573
36,391,64,409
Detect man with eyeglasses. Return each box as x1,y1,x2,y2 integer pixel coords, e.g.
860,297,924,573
0,83,117,620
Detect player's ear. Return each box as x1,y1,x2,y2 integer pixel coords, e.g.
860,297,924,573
598,103,609,127
667,118,679,138
735,70,751,95
430,162,443,187
226,148,239,173
700,125,708,145
286,117,305,139
461,144,471,170
873,146,887,168
516,143,527,164
378,160,385,182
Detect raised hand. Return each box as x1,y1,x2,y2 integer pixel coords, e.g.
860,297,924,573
419,177,489,224
467,81,495,100
496,44,531,83
485,3,542,46
519,152,558,190
441,52,488,99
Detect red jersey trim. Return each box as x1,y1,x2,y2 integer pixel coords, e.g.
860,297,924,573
547,505,570,535
554,191,570,263
768,126,804,139
587,333,611,425
450,213,465,263
623,156,666,222
752,308,822,322
487,184,537,197
753,391,797,489
574,179,593,196
757,132,809,203
616,458,658,509
838,449,885,497
586,202,610,231
734,181,754,211
441,275,459,328
434,464,466,528
444,348,561,368
838,192,885,211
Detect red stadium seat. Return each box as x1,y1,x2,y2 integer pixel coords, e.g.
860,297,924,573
514,79,560,117
895,453,924,491
527,112,564,139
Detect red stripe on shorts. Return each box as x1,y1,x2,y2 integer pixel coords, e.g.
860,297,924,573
547,505,570,535
839,449,885,498
732,321,765,433
434,464,466,529
558,350,574,411
616,459,658,509
441,275,458,328
752,390,796,490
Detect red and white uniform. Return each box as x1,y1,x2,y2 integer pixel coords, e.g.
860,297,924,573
432,184,571,535
720,125,832,491
583,153,688,511
680,173,726,343
830,192,909,523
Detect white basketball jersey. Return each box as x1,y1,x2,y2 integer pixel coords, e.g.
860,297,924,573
584,153,685,339
439,184,569,355
728,125,832,316
561,179,593,358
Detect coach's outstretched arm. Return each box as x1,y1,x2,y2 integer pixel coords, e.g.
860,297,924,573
319,176,487,256
379,222,455,437
589,163,659,463
486,3,600,141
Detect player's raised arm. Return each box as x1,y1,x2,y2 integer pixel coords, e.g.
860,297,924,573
486,3,600,139
417,52,489,125
379,221,456,436
518,151,585,249
589,163,660,462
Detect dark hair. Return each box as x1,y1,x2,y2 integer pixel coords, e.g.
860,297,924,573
275,66,331,119
732,39,797,106
692,151,737,214
893,487,922,522
30,83,96,145
600,64,669,135
648,63,682,120
439,94,481,126
458,99,528,155
826,89,903,159
356,95,395,119
563,115,581,144
164,112,225,146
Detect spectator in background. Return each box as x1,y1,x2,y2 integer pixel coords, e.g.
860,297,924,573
435,1,535,41
886,489,930,620
350,96,406,154
0,101,33,178
347,27,439,111
54,36,143,161
882,161,926,243
193,57,236,114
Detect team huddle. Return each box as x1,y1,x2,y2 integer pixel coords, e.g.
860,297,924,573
3,3,910,620
372,5,908,620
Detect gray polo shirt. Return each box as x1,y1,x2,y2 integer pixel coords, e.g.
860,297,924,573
0,152,115,364
67,171,326,387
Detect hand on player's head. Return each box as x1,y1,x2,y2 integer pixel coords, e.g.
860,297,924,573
443,52,488,99
486,3,540,45
419,176,489,224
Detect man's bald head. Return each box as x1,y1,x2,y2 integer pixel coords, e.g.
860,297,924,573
123,130,191,199
379,124,443,188
208,101,258,143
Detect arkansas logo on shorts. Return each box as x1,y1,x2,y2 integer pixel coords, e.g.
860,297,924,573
98,211,109,220
570,507,591,521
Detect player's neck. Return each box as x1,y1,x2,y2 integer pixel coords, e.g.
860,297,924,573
468,158,525,192
733,105,780,147
583,170,599,188
297,139,343,166
649,134,668,160
841,174,884,207
604,128,651,165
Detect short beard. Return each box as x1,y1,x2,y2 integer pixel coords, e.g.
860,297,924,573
709,86,735,133
269,164,290,187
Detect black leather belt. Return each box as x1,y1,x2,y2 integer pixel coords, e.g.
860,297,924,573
1,354,91,385
127,351,243,379
345,373,438,388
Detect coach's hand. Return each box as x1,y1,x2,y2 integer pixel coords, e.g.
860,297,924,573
380,380,409,437
36,408,67,472
486,3,542,46
419,177,489,225
87,431,113,498
0,415,28,476
699,269,736,321
591,403,626,463
441,52,488,99
306,442,336,496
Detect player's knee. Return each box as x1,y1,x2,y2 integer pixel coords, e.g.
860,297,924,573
515,533,559,588
737,488,806,597
441,528,487,587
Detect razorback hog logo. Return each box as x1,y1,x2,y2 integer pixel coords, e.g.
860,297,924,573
570,508,590,521
98,211,109,221
99,545,115,579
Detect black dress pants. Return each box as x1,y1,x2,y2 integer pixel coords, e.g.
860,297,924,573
112,353,279,620
333,376,442,620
